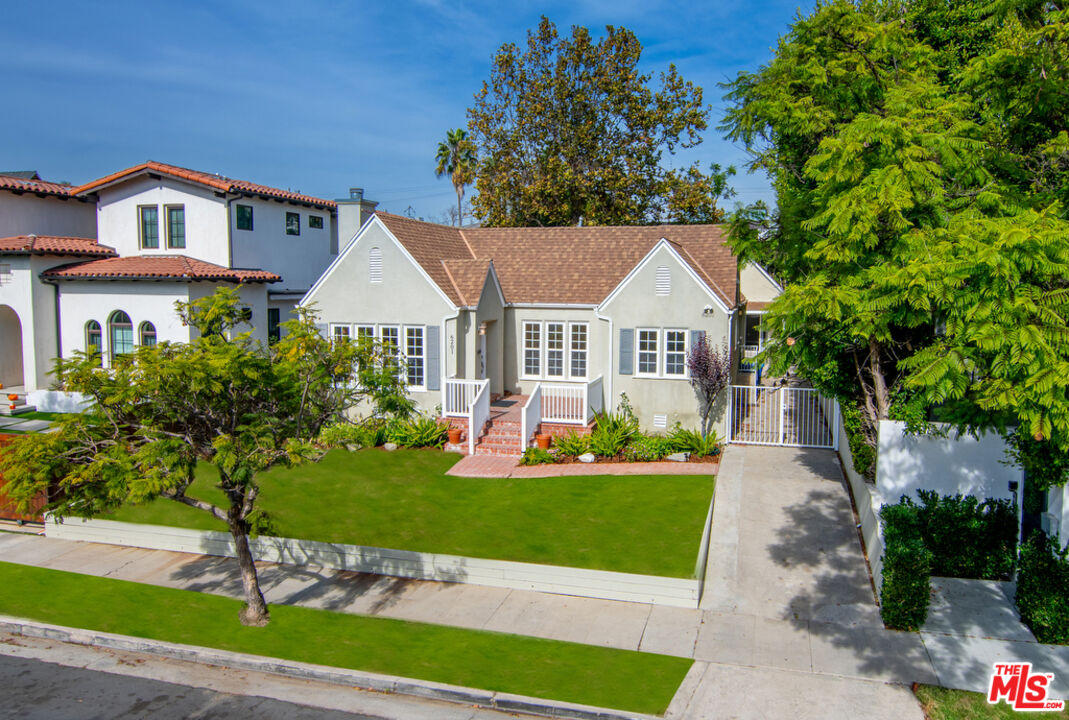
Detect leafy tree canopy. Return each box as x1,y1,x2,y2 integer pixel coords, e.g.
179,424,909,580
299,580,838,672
722,0,1069,459
467,16,735,227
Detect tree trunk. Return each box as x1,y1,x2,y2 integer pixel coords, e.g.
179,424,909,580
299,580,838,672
228,514,269,626
455,183,464,227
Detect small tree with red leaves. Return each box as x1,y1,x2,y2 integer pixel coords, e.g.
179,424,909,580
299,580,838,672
687,335,732,438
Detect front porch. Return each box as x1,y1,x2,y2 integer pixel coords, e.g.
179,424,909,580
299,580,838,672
442,377,602,457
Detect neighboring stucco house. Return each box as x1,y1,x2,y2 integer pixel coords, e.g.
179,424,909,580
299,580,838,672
0,164,376,413
302,212,781,454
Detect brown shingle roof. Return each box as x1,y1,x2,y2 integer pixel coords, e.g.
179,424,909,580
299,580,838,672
442,259,494,307
42,256,280,283
0,235,116,257
0,174,76,198
375,212,737,307
73,161,335,209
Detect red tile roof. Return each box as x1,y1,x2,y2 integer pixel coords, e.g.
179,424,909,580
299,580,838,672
0,174,77,198
42,256,280,283
0,235,116,257
73,161,335,209
375,213,738,308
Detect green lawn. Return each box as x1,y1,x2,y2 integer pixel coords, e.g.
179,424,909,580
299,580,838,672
109,448,714,578
0,562,690,715
915,684,1068,718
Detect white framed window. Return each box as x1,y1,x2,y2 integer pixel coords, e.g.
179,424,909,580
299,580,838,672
139,321,157,347
569,323,588,379
523,322,541,378
405,326,425,388
380,325,400,378
637,329,659,376
546,322,565,378
664,330,687,376
355,324,375,349
331,324,351,342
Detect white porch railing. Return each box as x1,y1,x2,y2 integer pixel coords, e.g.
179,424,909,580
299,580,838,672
521,383,542,450
443,379,482,417
742,344,760,358
540,375,604,425
469,379,491,455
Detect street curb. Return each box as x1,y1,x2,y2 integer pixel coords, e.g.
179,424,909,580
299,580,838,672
0,615,661,720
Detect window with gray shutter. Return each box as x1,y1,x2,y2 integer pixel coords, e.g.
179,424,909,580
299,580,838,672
690,330,706,350
425,325,440,391
619,328,634,374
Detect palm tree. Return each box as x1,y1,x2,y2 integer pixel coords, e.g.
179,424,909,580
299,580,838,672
435,128,476,226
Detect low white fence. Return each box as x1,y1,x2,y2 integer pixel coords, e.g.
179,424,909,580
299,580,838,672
520,384,542,450
443,379,481,417
469,380,491,455
729,385,838,448
586,375,604,422
47,516,707,607
541,382,585,424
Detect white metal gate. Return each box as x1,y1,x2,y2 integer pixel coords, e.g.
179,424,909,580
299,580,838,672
729,385,838,449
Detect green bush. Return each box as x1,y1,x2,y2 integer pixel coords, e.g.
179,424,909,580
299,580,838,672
553,431,589,458
667,426,721,457
624,434,675,462
1015,532,1069,645
519,447,555,465
879,502,933,631
386,416,447,449
840,404,876,479
319,419,388,449
588,426,630,458
593,408,639,443
912,490,1018,580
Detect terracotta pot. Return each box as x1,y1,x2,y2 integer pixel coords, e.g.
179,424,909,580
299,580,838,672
447,427,462,445
536,433,552,450
6,393,17,402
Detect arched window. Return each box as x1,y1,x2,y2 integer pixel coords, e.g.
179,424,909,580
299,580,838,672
85,320,102,365
108,311,133,363
139,321,157,347
369,247,382,283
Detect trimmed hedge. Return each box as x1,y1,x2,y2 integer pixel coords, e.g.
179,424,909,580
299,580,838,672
912,490,1018,580
880,502,933,630
1016,532,1069,645
840,403,876,479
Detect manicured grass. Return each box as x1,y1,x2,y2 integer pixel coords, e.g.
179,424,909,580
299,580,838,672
0,562,691,715
914,684,1068,719
109,448,714,578
14,411,64,421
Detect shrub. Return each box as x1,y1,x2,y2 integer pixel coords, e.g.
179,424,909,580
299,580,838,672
624,434,674,462
588,425,630,457
1016,532,1069,645
840,403,876,479
520,447,555,465
879,502,932,631
318,419,388,449
386,415,447,448
553,431,589,457
667,426,721,457
912,490,1018,580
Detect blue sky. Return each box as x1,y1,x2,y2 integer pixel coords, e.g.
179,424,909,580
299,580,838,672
2,1,811,220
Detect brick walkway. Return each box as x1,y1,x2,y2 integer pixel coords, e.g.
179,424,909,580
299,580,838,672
446,454,721,478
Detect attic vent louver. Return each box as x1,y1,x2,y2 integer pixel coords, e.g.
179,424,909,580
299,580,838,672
656,265,671,296
369,247,382,283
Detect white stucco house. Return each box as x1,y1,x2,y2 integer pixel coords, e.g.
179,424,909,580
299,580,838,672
0,163,377,412
301,212,782,454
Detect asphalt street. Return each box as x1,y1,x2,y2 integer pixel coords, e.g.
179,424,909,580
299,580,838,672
0,653,382,720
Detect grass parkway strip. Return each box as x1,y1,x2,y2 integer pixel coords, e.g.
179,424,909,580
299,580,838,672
0,562,691,715
108,448,715,578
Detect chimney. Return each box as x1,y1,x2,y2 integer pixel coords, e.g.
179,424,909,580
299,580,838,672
335,185,379,254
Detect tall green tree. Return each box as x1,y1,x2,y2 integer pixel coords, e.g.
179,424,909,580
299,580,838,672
0,289,401,626
722,0,1069,459
467,16,734,227
435,128,477,226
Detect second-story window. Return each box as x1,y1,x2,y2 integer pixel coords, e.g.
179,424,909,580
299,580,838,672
166,205,185,248
139,206,159,249
236,204,254,231
309,215,324,229
286,212,300,236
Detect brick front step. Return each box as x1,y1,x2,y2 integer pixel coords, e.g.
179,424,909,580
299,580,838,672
487,420,521,430
474,447,522,457
475,440,523,453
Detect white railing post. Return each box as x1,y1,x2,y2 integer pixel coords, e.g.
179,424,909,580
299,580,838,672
467,379,491,455
777,388,785,445
585,376,604,424
521,383,542,450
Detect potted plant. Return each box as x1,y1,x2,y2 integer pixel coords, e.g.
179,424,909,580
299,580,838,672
447,426,463,445
536,433,552,450
6,393,17,402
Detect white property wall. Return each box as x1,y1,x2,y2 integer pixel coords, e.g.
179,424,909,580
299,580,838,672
0,193,97,239
95,177,230,266
876,420,1023,504
837,414,887,594
1045,485,1069,549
